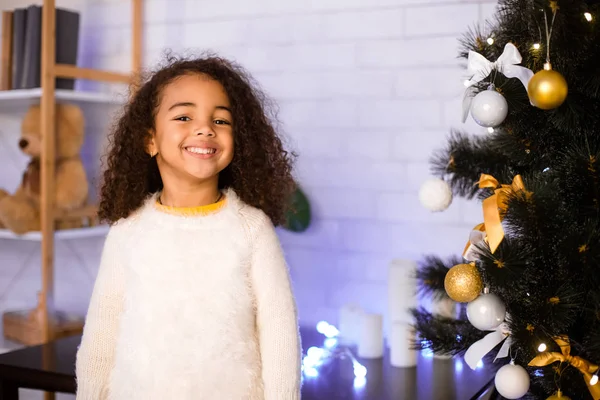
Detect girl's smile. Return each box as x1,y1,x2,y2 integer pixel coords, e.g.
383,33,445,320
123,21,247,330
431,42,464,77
183,142,220,159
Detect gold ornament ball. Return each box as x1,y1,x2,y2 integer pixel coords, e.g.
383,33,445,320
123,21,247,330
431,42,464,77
546,390,571,400
528,68,568,110
444,263,483,302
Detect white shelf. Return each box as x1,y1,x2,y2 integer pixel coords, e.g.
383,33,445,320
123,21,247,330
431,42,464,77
0,88,125,113
0,225,109,241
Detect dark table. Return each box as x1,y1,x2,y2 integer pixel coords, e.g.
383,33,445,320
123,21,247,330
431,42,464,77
0,335,78,399
0,328,498,399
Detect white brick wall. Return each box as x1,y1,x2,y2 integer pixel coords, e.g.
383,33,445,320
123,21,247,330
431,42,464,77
0,0,500,350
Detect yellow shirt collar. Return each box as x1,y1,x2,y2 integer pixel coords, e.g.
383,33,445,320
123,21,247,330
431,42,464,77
154,194,227,216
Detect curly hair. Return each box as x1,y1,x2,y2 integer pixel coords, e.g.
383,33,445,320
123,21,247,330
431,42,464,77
98,53,296,226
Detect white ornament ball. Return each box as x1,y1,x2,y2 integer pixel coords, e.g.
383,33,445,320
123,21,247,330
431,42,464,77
419,178,452,212
470,90,508,128
494,362,530,399
467,292,506,331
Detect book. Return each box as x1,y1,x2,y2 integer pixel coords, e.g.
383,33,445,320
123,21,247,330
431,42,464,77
13,5,80,90
55,7,80,90
11,7,26,89
20,5,41,89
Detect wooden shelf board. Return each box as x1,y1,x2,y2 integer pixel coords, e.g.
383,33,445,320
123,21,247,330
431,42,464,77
0,88,124,113
0,225,109,241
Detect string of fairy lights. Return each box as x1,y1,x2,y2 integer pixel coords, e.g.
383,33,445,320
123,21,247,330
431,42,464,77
301,321,367,388
301,321,486,388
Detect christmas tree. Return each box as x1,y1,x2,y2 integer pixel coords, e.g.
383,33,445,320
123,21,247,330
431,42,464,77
413,0,600,399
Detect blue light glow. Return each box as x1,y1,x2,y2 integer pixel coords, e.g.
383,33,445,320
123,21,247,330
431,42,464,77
353,376,367,389
454,359,464,372
421,348,434,358
353,361,367,378
307,346,324,359
316,321,329,334
315,321,340,338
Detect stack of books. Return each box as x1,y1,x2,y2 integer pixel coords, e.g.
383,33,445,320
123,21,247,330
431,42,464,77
1,4,80,91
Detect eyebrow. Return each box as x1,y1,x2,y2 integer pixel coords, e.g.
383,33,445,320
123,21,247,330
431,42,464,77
167,102,231,113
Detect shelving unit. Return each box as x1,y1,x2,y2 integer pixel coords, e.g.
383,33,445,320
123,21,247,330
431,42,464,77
0,87,124,113
0,224,109,241
0,0,143,355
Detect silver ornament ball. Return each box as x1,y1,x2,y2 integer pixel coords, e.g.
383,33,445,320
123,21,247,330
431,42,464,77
467,292,506,331
470,90,508,128
494,362,530,399
419,178,452,212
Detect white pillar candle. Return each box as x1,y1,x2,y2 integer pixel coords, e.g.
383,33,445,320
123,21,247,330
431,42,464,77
388,259,418,325
358,312,383,359
389,322,417,368
338,304,362,345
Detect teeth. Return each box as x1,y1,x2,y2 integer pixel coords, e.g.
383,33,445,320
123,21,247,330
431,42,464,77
186,147,216,154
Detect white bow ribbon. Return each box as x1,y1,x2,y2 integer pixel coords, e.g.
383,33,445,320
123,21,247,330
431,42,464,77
463,229,486,263
465,43,534,90
464,322,512,370
462,43,534,123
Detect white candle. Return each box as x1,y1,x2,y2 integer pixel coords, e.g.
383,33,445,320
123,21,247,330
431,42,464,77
358,312,383,359
388,259,418,325
389,322,417,367
338,304,362,345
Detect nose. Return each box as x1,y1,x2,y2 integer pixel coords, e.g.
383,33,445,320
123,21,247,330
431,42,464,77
194,118,217,137
19,139,28,149
195,129,215,137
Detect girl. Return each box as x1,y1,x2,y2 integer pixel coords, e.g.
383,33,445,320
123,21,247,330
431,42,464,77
75,55,301,400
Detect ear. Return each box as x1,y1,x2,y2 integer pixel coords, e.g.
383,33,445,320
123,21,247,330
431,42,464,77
146,131,157,157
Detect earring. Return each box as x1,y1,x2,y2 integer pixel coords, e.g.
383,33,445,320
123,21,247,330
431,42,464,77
150,150,157,158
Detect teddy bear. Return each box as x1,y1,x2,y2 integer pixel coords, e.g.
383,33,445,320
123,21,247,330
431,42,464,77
0,103,89,235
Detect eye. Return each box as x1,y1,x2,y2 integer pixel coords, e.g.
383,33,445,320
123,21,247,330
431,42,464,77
214,119,231,125
174,116,191,122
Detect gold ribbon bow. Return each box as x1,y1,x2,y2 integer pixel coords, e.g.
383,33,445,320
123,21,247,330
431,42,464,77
478,174,527,254
529,336,600,400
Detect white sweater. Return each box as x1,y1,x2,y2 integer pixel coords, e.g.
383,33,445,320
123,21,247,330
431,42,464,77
75,189,302,400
